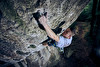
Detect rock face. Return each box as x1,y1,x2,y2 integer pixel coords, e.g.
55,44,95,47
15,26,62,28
0,0,90,67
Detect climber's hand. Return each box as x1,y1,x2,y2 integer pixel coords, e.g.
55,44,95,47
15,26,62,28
39,16,47,25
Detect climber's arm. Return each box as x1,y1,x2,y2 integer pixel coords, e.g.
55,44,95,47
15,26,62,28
39,16,59,42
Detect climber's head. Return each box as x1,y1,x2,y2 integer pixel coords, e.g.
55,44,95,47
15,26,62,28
62,28,74,39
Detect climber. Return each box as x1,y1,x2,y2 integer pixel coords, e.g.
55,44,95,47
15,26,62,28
38,14,75,52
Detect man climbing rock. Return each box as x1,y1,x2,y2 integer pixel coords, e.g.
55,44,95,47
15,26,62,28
39,13,75,52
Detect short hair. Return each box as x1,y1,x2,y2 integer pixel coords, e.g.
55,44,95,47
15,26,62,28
70,26,78,36
69,22,79,36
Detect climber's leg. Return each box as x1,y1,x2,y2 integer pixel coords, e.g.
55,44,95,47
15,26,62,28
42,42,48,46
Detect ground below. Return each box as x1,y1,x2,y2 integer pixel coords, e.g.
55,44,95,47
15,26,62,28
54,21,96,67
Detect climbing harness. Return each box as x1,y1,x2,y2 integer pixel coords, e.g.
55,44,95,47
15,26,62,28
47,39,57,47
47,39,64,53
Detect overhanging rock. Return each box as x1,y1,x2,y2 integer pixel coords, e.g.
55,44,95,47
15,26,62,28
0,0,90,66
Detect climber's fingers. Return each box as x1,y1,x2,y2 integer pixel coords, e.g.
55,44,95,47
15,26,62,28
39,16,47,25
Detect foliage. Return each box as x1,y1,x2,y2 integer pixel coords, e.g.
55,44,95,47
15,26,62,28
77,0,93,21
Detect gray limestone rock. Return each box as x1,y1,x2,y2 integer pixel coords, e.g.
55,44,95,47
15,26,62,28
0,0,90,67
